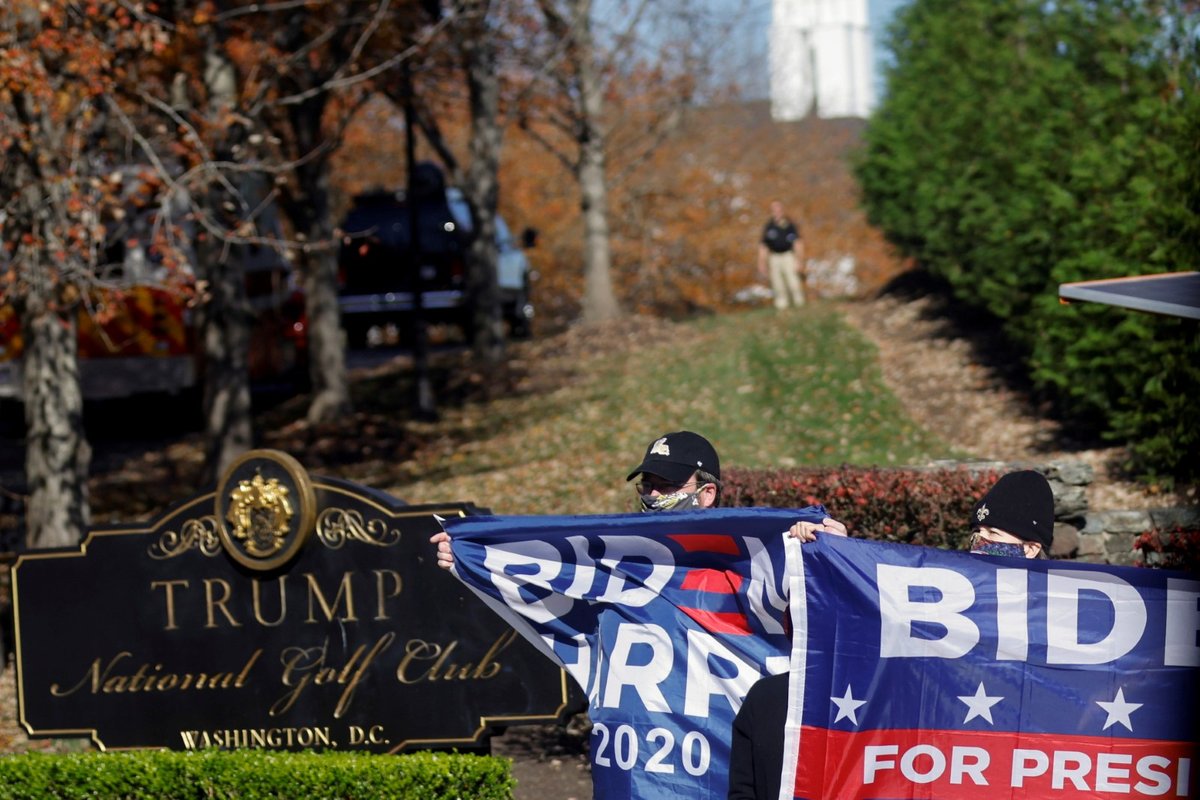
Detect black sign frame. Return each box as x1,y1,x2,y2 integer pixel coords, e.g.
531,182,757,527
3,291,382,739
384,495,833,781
12,450,575,753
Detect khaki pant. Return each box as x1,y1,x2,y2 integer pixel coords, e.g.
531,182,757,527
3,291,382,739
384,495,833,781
767,251,805,308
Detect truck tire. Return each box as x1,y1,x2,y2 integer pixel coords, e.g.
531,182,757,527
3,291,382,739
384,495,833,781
344,320,371,350
506,294,532,339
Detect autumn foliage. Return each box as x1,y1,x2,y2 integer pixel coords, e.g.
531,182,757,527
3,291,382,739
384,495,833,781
0,1,176,307
335,98,904,333
1134,526,1200,573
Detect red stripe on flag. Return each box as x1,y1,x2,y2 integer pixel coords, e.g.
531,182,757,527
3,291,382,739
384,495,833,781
792,726,1195,799
680,568,744,593
679,608,752,635
667,534,740,554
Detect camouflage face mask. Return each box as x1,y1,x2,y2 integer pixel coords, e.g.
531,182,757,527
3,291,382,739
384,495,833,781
639,486,705,513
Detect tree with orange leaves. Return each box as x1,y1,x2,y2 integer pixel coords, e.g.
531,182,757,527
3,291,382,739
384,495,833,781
208,0,445,424
152,0,447,470
510,0,716,323
0,1,179,547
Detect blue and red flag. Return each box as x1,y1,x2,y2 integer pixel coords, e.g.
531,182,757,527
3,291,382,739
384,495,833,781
786,534,1199,800
447,507,826,798
446,509,1199,800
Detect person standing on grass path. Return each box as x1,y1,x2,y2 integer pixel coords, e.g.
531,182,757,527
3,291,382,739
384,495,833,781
727,469,1055,800
758,200,806,310
430,430,847,570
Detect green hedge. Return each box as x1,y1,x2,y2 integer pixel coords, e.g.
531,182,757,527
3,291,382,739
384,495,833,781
0,750,513,800
724,465,1003,551
856,0,1200,483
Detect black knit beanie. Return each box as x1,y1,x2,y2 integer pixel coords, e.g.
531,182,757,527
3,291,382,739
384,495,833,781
970,470,1054,550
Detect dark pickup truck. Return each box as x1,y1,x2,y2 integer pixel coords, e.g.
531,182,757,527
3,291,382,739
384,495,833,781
337,164,533,346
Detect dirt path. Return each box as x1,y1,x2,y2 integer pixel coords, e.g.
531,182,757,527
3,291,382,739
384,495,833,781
836,292,1192,511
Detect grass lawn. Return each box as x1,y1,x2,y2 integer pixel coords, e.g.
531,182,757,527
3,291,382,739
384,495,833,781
386,306,959,515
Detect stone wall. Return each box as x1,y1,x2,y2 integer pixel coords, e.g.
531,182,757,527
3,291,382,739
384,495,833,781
956,459,1200,566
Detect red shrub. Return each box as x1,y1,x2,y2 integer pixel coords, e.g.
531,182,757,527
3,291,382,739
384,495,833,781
724,465,1004,551
1134,526,1200,572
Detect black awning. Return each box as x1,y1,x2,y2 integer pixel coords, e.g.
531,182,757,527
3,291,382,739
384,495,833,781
1059,271,1200,320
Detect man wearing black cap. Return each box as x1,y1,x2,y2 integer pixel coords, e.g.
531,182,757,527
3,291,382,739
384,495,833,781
432,428,845,564
967,469,1055,559
627,430,722,511
626,430,846,540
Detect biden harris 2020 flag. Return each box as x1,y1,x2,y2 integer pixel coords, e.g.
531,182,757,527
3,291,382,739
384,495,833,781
445,509,1199,800
446,507,828,798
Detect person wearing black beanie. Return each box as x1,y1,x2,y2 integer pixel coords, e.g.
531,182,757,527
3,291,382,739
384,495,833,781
968,469,1055,559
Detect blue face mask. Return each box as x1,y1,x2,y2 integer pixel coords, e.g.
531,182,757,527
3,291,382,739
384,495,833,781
971,541,1027,558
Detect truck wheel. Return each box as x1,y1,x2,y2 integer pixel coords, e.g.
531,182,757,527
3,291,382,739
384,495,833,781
507,297,533,339
344,321,371,350
460,312,478,346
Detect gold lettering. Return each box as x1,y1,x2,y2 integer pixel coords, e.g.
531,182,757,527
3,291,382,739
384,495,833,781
348,724,388,745
52,651,259,698
395,639,442,684
304,572,358,623
427,640,459,680
235,649,262,687
393,632,514,686
372,570,402,621
103,674,129,692
150,580,190,630
203,579,242,629
51,652,132,697
179,726,331,751
251,577,288,627
127,663,156,691
473,630,517,680
333,633,394,718
271,643,326,716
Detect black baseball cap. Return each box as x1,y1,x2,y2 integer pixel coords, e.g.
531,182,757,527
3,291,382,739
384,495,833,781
626,431,720,485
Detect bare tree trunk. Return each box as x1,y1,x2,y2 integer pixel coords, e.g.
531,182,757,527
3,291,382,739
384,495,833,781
197,230,253,483
301,239,350,424
294,150,351,423
569,0,620,322
578,131,619,322
273,94,350,425
197,45,253,482
459,0,505,367
21,291,89,548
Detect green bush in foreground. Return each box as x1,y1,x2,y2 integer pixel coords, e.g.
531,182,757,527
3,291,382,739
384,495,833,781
0,749,513,800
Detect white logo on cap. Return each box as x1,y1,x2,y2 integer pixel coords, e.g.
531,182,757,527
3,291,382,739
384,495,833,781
650,437,670,456
976,504,990,523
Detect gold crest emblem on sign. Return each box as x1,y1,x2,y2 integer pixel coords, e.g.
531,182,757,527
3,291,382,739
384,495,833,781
226,471,294,557
216,449,316,571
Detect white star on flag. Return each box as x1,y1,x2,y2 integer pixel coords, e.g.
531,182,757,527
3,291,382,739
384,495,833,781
957,681,1003,724
1096,688,1142,732
831,685,867,725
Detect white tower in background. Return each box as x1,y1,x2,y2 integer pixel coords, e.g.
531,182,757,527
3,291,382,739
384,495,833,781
770,0,874,120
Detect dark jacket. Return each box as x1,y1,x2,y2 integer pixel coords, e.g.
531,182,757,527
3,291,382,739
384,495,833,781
728,672,789,800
